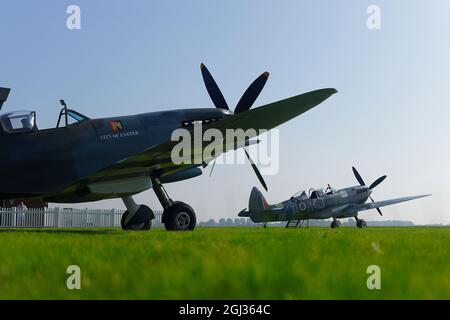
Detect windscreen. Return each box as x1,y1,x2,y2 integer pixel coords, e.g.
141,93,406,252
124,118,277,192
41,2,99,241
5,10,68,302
0,111,36,133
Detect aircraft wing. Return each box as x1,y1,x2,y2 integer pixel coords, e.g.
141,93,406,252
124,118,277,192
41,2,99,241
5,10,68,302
92,88,337,181
346,195,431,214
47,88,336,202
202,88,337,137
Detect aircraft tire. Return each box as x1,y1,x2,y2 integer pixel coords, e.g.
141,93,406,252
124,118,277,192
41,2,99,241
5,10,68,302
164,202,196,231
330,220,340,229
121,205,153,231
357,220,367,229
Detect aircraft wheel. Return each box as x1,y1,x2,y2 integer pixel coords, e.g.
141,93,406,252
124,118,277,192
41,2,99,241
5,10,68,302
357,219,367,229
121,205,153,231
164,202,196,231
330,220,340,229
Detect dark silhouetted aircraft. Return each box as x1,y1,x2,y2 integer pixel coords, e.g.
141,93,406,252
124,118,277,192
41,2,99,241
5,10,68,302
0,64,337,231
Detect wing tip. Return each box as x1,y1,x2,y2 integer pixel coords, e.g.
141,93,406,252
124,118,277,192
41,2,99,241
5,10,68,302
324,87,338,95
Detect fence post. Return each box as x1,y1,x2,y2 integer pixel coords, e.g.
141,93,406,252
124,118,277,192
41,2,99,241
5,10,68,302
83,208,87,228
54,207,60,228
13,207,17,227
109,209,115,227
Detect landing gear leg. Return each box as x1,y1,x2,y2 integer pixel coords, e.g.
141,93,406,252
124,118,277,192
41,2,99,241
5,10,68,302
120,196,154,231
151,176,196,231
330,219,341,229
355,216,367,229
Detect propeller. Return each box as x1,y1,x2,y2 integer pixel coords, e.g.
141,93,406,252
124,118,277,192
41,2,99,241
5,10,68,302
200,63,229,110
201,64,269,191
200,63,269,114
244,149,268,192
352,166,387,216
369,175,387,190
235,72,270,114
208,148,268,192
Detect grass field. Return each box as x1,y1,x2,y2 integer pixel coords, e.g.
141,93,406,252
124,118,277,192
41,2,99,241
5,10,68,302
0,226,449,299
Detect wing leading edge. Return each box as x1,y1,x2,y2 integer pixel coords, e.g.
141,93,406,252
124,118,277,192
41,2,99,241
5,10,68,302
345,194,431,215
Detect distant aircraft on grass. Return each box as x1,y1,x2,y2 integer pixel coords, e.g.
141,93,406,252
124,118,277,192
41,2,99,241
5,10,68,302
238,167,430,228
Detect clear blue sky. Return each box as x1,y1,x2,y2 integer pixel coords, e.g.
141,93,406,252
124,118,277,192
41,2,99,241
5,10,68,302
1,1,448,224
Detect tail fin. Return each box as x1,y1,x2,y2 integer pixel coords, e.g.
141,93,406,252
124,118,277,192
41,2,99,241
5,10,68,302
248,187,270,212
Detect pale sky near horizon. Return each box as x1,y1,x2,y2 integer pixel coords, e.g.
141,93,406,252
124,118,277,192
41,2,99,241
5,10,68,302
1,1,449,224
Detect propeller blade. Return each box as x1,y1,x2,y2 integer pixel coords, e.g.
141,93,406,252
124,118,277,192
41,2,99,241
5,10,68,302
244,149,268,191
352,166,366,186
234,72,270,114
369,175,387,190
200,63,229,110
376,208,383,216
369,196,383,216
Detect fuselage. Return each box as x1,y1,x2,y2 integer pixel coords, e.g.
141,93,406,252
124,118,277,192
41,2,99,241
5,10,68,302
0,107,231,202
247,186,371,223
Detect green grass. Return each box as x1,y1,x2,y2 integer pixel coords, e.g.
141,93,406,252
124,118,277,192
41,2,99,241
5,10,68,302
0,227,449,299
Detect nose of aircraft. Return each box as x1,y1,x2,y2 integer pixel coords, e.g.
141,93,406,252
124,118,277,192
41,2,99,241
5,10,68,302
366,188,373,201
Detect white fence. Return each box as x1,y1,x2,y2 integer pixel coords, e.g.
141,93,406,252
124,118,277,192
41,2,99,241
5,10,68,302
0,207,163,228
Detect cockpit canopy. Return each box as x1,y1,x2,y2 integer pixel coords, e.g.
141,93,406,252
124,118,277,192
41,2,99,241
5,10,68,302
292,188,331,200
309,188,326,199
0,107,90,134
292,190,308,200
56,108,89,128
0,111,36,133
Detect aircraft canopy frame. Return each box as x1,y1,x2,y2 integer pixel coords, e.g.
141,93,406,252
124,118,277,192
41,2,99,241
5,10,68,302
0,110,37,134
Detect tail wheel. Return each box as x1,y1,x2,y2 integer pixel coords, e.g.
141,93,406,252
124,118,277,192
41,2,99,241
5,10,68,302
121,205,153,231
164,202,196,231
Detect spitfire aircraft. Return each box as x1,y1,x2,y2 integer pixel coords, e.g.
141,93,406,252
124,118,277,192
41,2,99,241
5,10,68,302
0,64,337,231
238,167,430,228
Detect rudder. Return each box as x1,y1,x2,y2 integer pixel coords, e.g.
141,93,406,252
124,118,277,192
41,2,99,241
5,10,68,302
248,187,270,212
